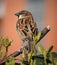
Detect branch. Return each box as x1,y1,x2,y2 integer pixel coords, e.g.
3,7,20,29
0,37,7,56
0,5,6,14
0,25,50,64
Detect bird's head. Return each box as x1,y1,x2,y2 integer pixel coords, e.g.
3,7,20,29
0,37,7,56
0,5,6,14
15,10,33,20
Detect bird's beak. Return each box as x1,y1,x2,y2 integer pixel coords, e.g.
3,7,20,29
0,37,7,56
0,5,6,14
15,12,19,17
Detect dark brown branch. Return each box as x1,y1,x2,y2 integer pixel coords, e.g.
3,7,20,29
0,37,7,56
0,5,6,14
36,25,50,43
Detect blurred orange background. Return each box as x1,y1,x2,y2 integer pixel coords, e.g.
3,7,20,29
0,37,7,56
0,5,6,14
0,0,26,55
43,0,57,52
0,0,57,57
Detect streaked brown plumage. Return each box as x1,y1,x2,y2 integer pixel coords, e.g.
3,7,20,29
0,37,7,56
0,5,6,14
15,10,38,41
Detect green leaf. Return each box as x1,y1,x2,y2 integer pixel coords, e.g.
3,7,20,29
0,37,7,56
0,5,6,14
0,37,13,47
5,57,15,65
38,44,45,55
54,60,57,65
32,55,52,64
52,52,57,58
0,37,4,46
32,56,45,65
33,32,41,44
28,51,32,62
0,50,3,57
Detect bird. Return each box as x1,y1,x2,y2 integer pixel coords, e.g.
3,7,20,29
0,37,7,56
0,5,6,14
15,10,38,41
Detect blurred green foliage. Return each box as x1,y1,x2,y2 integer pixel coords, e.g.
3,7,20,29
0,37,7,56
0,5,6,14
0,33,57,65
0,37,13,48
21,32,57,65
0,36,13,61
5,57,15,65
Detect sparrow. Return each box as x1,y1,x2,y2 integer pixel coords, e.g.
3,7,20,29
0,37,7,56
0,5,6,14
15,10,38,41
